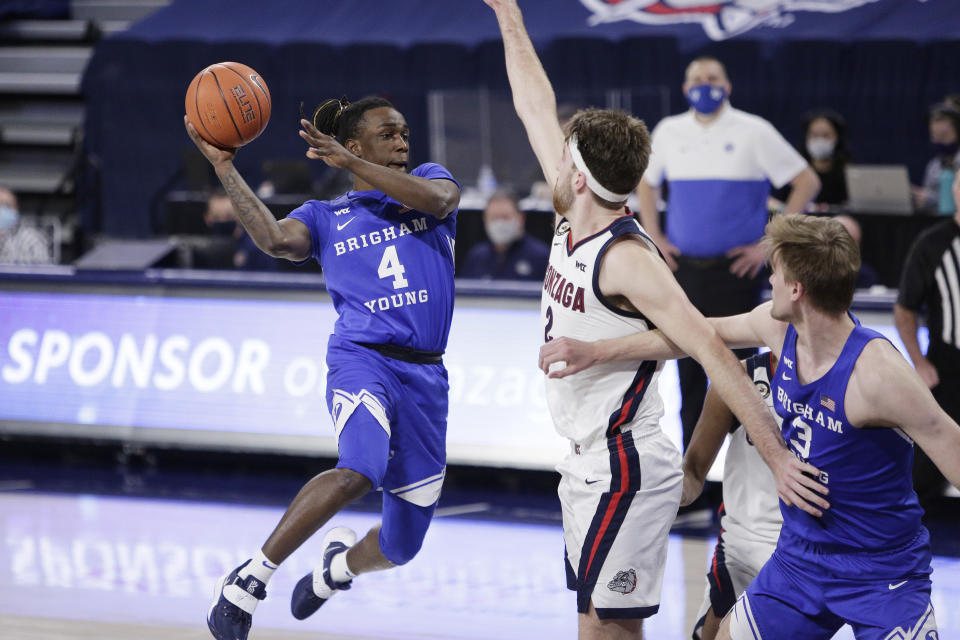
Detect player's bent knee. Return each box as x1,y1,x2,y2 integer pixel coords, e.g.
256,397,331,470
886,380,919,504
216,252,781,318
379,495,437,566
378,527,424,566
331,467,373,499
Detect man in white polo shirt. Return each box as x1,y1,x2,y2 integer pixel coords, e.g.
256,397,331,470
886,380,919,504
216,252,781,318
636,56,820,463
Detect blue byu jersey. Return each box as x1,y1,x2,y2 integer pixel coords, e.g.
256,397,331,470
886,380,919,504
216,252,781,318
774,316,925,551
287,163,459,352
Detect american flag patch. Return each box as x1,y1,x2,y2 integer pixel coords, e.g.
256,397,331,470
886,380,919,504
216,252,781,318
820,395,836,412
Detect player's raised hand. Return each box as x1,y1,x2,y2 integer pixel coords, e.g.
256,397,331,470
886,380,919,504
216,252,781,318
300,119,355,169
184,115,235,169
482,0,515,10
539,336,598,378
772,448,830,517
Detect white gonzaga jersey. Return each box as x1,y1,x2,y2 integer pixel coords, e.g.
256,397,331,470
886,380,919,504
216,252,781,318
542,212,665,445
721,352,783,546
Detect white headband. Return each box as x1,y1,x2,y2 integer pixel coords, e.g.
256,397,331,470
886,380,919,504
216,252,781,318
567,134,631,203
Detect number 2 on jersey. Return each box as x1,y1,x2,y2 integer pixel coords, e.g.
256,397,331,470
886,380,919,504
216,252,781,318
378,245,409,289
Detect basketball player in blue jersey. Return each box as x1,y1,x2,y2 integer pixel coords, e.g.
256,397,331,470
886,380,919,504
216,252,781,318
184,95,460,640
486,1,827,637
541,214,960,639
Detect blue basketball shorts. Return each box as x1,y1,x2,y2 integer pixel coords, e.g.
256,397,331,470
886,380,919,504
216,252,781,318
324,335,448,564
729,529,938,640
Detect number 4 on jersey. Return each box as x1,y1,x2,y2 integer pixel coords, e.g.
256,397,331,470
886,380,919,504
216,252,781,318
378,245,409,289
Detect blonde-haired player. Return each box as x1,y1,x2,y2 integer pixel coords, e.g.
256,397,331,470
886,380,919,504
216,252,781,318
541,214,960,639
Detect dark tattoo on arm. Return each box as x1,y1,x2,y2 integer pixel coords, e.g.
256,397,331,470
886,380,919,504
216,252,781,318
218,167,285,254
220,169,267,228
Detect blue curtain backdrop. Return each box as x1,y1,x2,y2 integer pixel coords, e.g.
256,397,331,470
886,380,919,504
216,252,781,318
0,0,68,19
80,0,960,236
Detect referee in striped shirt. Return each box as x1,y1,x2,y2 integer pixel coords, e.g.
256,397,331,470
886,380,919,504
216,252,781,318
895,169,960,508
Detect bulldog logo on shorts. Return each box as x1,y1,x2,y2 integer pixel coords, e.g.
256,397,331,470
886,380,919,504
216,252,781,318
607,568,638,594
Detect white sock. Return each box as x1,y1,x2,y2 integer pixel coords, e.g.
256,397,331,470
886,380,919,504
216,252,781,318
239,549,278,585
329,550,356,583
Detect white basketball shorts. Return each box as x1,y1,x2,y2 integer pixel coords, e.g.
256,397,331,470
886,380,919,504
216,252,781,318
558,427,682,619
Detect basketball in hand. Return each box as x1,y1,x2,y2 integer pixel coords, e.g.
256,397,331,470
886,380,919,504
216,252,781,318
185,61,271,149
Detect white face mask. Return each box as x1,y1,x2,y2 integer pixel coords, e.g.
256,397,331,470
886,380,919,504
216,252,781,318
806,138,836,161
0,205,18,230
485,219,523,246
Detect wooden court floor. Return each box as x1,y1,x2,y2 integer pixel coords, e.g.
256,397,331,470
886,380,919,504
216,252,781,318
2,492,957,639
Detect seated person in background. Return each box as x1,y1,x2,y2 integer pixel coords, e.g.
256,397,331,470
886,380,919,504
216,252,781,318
913,102,960,215
803,109,850,207
772,109,850,210
194,190,281,271
0,186,54,265
833,214,878,288
459,189,549,281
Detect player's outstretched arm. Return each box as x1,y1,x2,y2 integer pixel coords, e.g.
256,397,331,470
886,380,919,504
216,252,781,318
484,0,564,196
599,238,830,516
849,340,960,490
185,117,311,261
299,119,459,220
539,331,682,378
681,378,739,506
538,301,783,378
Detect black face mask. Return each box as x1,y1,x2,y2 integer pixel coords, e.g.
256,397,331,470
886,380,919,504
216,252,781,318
211,220,237,236
931,141,960,157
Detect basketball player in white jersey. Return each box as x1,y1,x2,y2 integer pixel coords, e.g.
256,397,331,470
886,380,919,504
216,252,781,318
485,1,827,638
683,353,782,640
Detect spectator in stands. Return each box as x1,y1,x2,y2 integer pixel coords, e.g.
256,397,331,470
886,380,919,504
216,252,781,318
193,190,281,271
833,214,878,288
0,186,54,265
894,169,960,508
913,102,960,215
803,109,850,207
459,189,549,280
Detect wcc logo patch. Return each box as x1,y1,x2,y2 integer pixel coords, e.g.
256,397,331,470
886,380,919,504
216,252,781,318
607,568,638,594
578,0,880,41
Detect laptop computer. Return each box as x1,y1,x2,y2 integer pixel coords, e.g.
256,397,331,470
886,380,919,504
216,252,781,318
844,164,914,215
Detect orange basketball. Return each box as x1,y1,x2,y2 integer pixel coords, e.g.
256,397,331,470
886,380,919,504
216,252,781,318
185,61,271,149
